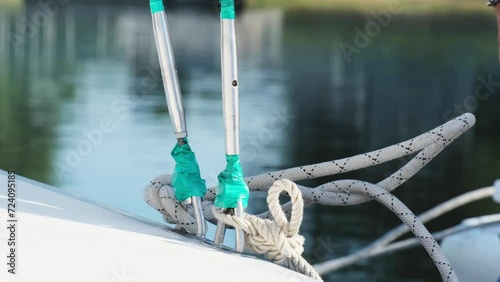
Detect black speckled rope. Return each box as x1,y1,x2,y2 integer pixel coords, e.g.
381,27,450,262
145,114,475,281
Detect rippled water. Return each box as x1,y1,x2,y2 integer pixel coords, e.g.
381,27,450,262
0,4,499,281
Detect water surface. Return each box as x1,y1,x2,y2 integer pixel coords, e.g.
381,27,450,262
0,4,499,281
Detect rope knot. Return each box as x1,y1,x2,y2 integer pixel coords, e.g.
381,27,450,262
212,179,321,280
258,179,305,261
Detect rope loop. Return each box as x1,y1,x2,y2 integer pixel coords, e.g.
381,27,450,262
213,179,321,280
266,179,303,237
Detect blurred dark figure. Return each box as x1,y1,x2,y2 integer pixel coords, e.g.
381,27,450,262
488,0,500,62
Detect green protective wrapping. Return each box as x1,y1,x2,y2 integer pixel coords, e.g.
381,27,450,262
214,154,249,208
219,0,235,19
170,138,207,202
150,0,165,13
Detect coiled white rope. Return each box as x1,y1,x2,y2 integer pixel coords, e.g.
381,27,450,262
144,113,475,281
212,179,321,280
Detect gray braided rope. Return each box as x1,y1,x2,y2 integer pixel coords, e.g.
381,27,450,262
332,180,457,281
144,113,475,280
314,186,496,274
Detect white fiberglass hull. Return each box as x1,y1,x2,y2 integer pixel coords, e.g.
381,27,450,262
0,171,314,282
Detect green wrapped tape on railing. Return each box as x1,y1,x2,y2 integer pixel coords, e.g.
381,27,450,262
214,154,249,208
219,0,235,19
171,138,207,202
150,0,165,13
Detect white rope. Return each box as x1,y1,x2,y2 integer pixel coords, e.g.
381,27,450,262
143,113,476,281
213,179,322,280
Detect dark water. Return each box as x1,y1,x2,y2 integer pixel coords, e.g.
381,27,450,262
1,4,499,281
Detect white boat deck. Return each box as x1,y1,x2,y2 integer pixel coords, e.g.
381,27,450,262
0,171,314,282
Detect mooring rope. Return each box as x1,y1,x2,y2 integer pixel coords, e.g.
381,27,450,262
313,186,496,274
144,113,475,281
